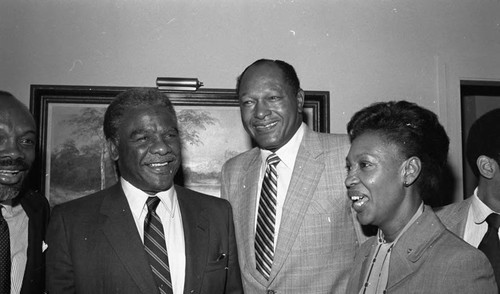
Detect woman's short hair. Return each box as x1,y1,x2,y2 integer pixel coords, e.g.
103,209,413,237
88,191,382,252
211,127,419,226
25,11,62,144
347,100,449,199
103,88,177,141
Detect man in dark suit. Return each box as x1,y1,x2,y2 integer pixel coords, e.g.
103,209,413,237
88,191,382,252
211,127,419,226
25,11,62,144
0,91,50,294
46,88,243,294
436,108,500,292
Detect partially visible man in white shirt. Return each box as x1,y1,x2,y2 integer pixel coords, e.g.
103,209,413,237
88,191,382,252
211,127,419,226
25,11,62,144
436,108,500,292
0,91,50,294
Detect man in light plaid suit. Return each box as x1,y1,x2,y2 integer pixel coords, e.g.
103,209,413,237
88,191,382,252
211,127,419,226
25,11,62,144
221,59,367,293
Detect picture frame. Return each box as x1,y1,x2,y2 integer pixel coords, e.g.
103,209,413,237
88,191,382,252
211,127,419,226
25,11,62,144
30,84,330,206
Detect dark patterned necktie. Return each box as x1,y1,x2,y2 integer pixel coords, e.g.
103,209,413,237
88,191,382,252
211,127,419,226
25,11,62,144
255,153,280,280
0,208,10,293
478,213,500,292
144,197,173,294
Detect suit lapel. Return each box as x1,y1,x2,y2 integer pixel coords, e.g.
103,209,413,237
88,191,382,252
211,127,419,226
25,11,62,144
177,186,209,293
237,150,266,283
99,184,158,294
19,190,48,293
355,239,377,290
387,207,445,290
270,129,325,280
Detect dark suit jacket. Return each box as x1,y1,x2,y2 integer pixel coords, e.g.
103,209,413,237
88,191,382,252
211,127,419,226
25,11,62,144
45,184,242,294
18,189,50,294
346,206,497,294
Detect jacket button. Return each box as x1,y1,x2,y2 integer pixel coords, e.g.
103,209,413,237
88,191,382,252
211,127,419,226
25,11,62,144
267,290,276,294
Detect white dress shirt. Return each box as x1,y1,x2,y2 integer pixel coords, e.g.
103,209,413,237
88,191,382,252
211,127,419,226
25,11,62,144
255,123,305,249
2,200,28,294
121,178,186,294
464,187,500,248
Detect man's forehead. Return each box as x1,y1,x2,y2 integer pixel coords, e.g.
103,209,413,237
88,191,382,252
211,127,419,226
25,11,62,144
245,62,282,77
0,99,36,129
0,95,30,112
241,64,286,88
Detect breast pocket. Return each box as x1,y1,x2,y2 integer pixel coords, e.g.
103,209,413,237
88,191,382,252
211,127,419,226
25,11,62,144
205,254,228,273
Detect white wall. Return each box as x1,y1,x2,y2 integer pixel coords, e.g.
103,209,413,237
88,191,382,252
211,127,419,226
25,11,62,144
1,0,500,201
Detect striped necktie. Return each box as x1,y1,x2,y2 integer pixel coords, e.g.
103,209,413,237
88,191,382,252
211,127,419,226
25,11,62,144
255,153,280,280
0,207,10,293
144,197,173,294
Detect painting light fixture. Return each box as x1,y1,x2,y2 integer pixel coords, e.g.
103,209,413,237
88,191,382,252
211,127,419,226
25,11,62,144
156,77,204,91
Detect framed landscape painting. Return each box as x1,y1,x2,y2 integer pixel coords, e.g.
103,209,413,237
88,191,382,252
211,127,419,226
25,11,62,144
30,85,329,206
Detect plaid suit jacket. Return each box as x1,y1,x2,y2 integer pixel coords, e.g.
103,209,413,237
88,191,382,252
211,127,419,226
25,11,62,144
221,127,366,293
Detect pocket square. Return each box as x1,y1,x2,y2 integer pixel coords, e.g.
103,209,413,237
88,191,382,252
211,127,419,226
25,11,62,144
42,241,48,252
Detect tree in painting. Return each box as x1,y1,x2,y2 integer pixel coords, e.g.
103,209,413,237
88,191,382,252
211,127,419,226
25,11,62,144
49,107,117,206
177,109,219,146
62,107,115,190
177,109,220,188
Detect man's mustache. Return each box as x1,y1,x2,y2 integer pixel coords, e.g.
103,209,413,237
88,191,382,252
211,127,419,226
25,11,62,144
0,158,31,170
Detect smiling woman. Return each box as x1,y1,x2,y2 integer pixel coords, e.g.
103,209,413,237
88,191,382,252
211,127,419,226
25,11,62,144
345,132,410,238
344,100,497,294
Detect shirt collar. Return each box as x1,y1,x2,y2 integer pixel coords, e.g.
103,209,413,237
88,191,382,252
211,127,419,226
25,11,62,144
260,122,306,170
121,177,178,221
1,199,13,215
470,187,497,224
0,199,24,217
